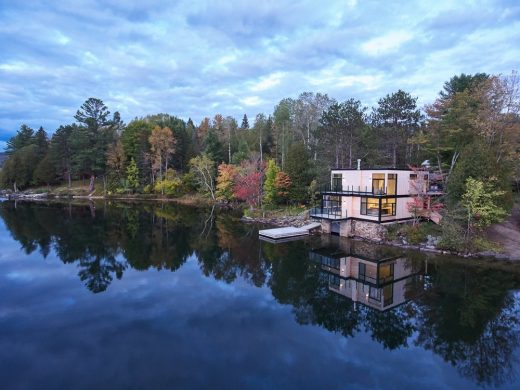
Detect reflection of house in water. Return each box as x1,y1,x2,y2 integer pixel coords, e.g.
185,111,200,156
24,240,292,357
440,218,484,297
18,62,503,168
309,241,419,311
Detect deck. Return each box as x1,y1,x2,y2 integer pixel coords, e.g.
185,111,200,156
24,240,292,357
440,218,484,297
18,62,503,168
259,223,321,240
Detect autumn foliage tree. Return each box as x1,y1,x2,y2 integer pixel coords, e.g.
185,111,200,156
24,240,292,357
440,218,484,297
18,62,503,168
234,160,263,208
149,126,176,183
274,171,291,204
216,163,238,202
263,159,280,206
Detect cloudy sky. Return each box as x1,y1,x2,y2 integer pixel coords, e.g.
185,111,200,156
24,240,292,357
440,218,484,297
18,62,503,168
0,0,519,149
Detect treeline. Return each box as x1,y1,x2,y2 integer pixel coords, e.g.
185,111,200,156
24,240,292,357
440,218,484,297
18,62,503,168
1,72,519,210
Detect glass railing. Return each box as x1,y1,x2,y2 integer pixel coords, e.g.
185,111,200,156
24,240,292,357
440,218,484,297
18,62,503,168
310,206,344,219
320,183,388,196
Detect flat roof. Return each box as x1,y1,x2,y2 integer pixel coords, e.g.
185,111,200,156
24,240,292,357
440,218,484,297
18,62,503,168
331,168,416,172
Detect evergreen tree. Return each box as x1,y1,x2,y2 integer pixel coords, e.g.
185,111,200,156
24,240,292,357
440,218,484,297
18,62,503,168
204,129,224,163
33,155,56,186
241,114,249,130
49,124,76,187
34,126,49,160
371,90,421,167
73,97,116,191
5,124,34,154
285,142,313,203
232,139,250,164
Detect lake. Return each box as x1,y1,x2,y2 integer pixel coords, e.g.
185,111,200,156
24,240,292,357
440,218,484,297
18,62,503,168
0,200,519,389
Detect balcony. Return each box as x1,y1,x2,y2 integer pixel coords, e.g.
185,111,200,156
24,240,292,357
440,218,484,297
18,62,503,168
310,205,346,220
319,183,387,196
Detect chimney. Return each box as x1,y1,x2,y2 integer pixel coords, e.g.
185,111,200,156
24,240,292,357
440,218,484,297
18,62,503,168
357,159,361,170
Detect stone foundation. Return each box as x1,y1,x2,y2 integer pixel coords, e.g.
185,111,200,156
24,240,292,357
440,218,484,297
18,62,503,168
320,219,387,241
320,220,331,234
350,220,387,241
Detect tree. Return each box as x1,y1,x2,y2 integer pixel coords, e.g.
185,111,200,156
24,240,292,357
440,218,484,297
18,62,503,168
371,90,421,167
216,163,238,202
33,155,56,186
263,159,280,206
126,158,139,192
0,144,38,190
273,98,294,169
74,97,111,129
121,119,153,161
274,171,292,204
234,160,263,208
461,178,507,238
106,140,126,190
204,129,224,163
145,114,189,170
149,126,176,184
319,99,366,169
49,124,76,187
407,167,443,226
241,114,249,130
5,124,34,154
190,154,216,200
440,73,489,100
293,92,333,157
34,126,49,160
232,139,250,164
73,98,116,191
285,142,313,203
447,140,511,207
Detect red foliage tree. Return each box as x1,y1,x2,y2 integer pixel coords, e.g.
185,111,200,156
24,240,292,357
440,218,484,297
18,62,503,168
234,171,262,208
234,159,263,208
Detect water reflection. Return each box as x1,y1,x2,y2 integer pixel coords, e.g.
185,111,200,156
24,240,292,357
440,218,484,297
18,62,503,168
309,240,421,311
0,200,519,387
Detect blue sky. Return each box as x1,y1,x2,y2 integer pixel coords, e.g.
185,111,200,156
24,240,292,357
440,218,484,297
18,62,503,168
0,0,519,149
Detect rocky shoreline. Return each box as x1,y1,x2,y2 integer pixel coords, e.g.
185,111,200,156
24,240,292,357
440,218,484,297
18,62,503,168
242,213,516,261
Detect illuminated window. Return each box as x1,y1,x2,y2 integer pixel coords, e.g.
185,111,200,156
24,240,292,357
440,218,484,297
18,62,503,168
381,198,396,216
361,197,379,216
372,173,385,194
387,174,396,195
361,197,396,216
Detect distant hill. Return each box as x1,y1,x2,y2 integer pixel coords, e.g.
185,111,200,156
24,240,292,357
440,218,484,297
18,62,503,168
0,152,7,168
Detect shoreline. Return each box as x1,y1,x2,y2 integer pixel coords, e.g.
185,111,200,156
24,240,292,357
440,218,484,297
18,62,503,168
242,214,519,262
3,191,518,262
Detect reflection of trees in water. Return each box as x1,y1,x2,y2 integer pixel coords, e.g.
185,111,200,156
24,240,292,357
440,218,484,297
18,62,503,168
413,261,520,387
0,201,199,292
1,201,520,386
78,254,126,293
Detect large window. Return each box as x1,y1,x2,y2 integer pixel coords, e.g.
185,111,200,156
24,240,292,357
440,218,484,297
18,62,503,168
381,198,396,216
361,197,396,216
332,173,342,191
379,263,394,282
372,173,385,194
361,197,380,216
387,174,397,195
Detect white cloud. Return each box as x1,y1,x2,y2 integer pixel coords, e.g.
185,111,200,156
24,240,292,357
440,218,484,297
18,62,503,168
53,30,70,45
0,0,517,137
240,96,263,106
250,72,284,92
0,61,37,74
361,30,413,56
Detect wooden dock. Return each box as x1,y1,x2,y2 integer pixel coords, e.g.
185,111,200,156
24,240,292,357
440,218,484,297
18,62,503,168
259,222,321,241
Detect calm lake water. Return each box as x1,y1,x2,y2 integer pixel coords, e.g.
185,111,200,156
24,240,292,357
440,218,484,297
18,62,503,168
0,200,519,389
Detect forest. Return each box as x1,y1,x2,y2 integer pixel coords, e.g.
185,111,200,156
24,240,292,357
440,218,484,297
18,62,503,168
1,72,519,250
